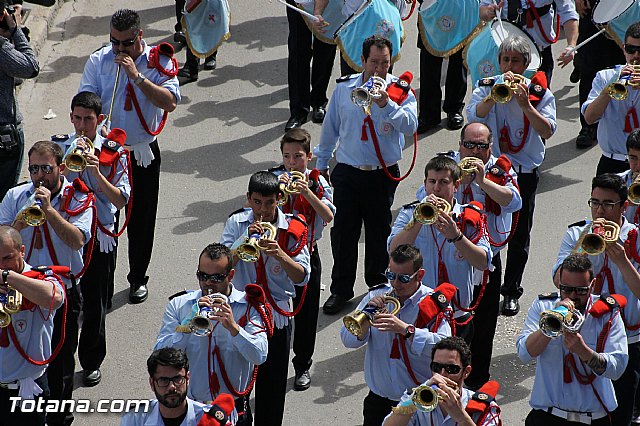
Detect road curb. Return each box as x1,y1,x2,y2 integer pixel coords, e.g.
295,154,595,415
22,0,63,56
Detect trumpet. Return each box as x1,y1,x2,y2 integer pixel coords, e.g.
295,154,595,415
411,382,460,412
539,305,585,338
106,65,121,131
63,135,95,172
606,60,640,101
485,74,525,104
189,292,229,337
573,220,621,255
0,286,23,328
412,197,452,226
16,182,46,227
459,157,482,177
629,172,640,205
277,171,307,206
351,75,387,115
236,222,278,262
343,292,401,339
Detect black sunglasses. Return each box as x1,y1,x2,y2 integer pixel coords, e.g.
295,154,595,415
110,33,139,47
559,284,590,296
196,270,228,283
28,164,54,175
385,269,418,284
625,44,640,55
430,361,462,375
461,141,490,150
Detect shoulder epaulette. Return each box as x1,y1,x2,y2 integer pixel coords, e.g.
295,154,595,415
12,180,29,189
101,138,121,153
31,266,52,273
471,391,495,405
267,164,286,173
528,82,546,98
50,134,69,142
538,292,559,300
590,294,627,317
336,74,358,83
168,289,189,301
228,207,249,218
368,283,387,292
478,77,495,87
402,200,420,209
568,220,587,228
94,43,110,53
436,150,456,158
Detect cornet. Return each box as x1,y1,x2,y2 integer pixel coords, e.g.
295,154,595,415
411,382,460,412
606,60,640,101
459,157,482,177
277,171,307,206
351,75,387,115
0,286,23,328
63,135,95,172
574,220,620,255
189,292,229,337
539,305,585,338
485,74,525,104
411,197,452,226
343,292,401,339
236,222,278,262
16,182,46,227
629,172,640,204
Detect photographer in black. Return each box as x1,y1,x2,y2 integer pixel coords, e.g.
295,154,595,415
0,0,39,200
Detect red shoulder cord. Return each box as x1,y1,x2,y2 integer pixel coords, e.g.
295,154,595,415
97,149,134,238
401,0,416,21
484,171,521,249
125,83,168,137
8,272,68,365
363,116,418,182
452,270,490,318
475,407,503,426
499,117,530,154
525,0,561,45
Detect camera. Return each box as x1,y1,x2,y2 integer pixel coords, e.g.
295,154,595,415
0,1,16,32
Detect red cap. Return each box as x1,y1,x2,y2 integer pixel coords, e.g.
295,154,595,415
198,393,235,426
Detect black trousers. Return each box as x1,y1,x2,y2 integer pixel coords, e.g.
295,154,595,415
286,0,336,117
235,395,252,426
46,283,82,426
0,374,49,426
329,163,400,299
611,342,640,425
417,36,467,123
467,253,502,388
127,141,161,288
539,45,553,88
78,247,113,371
254,323,292,426
292,246,321,373
502,169,539,299
596,155,629,176
363,390,398,426
0,125,24,202
526,409,611,426
175,0,185,32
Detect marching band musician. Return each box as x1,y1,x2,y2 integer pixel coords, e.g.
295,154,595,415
520,254,628,425
388,156,492,342
0,225,65,426
479,0,578,85
583,22,640,176
220,170,310,426
79,8,181,305
0,141,94,426
52,91,131,389
383,337,501,426
340,244,453,426
174,0,219,82
553,174,640,424
315,35,418,316
155,243,268,426
618,129,640,225
467,35,557,318
270,129,335,391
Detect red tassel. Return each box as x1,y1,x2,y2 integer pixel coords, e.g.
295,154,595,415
124,84,133,111
625,108,639,133
563,354,572,383
0,328,9,348
34,227,43,250
361,122,368,141
525,9,533,28
390,336,401,359
462,185,474,204
437,259,449,285
209,369,221,395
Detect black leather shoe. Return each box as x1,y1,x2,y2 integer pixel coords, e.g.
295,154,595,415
129,284,148,304
173,31,187,45
285,114,308,132
311,106,326,123
446,113,464,130
203,56,217,70
569,67,580,84
417,117,440,134
501,296,520,317
82,369,101,387
576,126,596,149
177,66,198,82
294,370,311,391
322,294,351,315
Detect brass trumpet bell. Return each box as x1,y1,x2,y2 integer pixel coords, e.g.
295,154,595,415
581,220,620,255
490,74,525,103
413,197,452,225
0,309,10,328
539,305,585,338
16,182,46,227
411,383,459,412
277,171,307,206
351,75,387,115
237,222,278,262
629,173,640,204
189,293,228,337
459,157,482,177
606,60,640,101
343,294,401,339
64,136,95,173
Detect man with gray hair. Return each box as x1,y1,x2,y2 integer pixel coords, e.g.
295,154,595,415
467,35,557,318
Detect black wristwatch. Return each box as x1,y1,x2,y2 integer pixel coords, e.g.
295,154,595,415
404,324,416,339
2,270,9,286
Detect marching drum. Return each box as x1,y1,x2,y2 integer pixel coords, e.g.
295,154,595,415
296,0,344,44
464,20,541,85
593,0,640,47
182,0,231,57
335,0,405,71
417,0,484,57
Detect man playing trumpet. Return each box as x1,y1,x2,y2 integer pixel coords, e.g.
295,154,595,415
155,243,268,425
340,244,452,426
388,156,492,342
520,254,628,425
553,174,640,424
383,336,501,426
583,22,640,176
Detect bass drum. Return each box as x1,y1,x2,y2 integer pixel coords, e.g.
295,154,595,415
593,0,640,47
464,20,541,85
418,0,484,57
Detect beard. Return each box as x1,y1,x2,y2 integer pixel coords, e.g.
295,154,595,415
155,388,187,409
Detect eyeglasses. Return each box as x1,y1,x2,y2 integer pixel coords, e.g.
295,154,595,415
625,44,640,55
430,361,462,375
559,284,591,296
384,269,419,284
196,270,228,283
587,199,624,211
110,33,139,47
28,164,54,175
154,375,187,388
461,141,490,150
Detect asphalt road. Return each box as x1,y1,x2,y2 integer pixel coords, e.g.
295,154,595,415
16,0,604,424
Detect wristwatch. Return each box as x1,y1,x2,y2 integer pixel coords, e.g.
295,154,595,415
404,324,415,339
2,270,9,286
134,72,146,86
